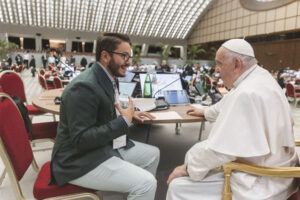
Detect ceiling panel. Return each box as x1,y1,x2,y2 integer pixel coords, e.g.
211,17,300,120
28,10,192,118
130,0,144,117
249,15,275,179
0,0,213,39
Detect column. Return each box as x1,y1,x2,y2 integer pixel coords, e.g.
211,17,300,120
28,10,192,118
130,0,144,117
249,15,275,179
179,45,187,61
0,33,7,41
35,36,42,51
20,37,24,49
93,40,97,53
141,43,149,56
82,42,85,53
66,38,72,52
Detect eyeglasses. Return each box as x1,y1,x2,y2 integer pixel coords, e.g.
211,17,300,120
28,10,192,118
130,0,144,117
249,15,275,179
109,51,133,62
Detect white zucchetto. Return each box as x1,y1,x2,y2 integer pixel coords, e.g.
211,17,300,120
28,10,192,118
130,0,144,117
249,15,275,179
222,39,255,58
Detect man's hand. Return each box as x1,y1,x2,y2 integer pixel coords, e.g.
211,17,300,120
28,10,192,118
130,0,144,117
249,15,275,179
167,164,188,185
133,111,155,123
186,108,204,117
115,97,134,122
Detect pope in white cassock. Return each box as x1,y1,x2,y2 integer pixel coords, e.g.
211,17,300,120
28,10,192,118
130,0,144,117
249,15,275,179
166,39,299,200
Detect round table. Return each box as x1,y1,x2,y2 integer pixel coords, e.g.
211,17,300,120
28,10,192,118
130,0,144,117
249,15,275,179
32,88,63,115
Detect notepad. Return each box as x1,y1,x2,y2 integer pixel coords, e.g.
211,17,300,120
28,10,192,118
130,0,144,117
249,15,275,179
151,111,182,120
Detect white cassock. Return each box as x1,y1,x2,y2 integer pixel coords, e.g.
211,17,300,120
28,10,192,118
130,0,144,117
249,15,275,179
167,65,299,200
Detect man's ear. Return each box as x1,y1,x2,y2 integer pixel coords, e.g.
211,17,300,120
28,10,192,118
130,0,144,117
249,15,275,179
100,51,111,65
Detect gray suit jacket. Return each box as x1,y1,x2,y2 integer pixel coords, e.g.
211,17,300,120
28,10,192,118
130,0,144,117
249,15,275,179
50,62,134,186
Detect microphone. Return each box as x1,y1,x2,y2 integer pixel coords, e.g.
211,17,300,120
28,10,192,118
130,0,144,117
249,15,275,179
152,77,181,98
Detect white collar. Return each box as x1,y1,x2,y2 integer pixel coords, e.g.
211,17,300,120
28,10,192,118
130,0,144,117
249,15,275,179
233,64,257,88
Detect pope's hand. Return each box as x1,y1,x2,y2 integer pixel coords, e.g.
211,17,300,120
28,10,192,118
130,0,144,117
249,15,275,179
186,108,204,117
167,164,188,185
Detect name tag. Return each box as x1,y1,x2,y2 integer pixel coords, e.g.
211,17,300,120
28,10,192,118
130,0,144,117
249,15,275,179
113,135,126,149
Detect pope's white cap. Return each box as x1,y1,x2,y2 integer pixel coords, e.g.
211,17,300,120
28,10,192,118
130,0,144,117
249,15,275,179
222,39,255,57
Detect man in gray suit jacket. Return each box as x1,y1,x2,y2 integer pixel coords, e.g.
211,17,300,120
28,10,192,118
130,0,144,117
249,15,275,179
50,33,160,200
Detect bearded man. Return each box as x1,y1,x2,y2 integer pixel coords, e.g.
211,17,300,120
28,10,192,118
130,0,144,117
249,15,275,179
50,33,160,200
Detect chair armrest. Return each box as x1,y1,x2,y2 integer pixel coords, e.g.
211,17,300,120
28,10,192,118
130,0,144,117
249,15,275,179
221,162,300,200
223,162,300,178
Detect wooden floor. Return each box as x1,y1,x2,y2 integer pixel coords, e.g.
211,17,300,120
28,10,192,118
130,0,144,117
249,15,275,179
1,68,300,200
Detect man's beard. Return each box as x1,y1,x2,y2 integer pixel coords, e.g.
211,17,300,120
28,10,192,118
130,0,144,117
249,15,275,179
107,58,125,77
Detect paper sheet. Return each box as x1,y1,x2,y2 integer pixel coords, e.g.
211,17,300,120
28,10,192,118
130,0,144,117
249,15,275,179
191,104,204,109
151,111,182,120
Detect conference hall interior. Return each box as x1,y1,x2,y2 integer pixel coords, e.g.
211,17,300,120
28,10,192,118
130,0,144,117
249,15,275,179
1,0,300,199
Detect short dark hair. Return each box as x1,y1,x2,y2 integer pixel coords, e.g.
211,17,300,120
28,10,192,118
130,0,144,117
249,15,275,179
95,33,131,62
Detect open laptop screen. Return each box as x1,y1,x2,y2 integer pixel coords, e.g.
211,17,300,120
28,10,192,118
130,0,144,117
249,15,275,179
119,82,137,97
139,73,183,98
119,71,135,82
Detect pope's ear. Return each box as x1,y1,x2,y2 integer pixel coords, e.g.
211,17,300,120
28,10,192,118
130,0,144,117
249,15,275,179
234,58,243,71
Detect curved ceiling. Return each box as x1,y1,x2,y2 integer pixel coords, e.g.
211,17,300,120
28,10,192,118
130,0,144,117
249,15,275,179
0,0,213,40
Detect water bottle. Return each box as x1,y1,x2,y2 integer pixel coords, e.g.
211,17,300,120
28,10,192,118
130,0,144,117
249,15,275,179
143,73,152,98
151,72,158,97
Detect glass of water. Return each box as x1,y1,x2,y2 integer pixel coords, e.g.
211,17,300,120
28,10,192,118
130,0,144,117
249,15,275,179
119,93,129,109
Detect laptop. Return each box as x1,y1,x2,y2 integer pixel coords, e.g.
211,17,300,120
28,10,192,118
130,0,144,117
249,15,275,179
119,82,137,97
163,90,190,105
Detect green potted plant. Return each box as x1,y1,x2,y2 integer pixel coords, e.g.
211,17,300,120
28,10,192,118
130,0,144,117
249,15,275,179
132,44,141,66
158,43,172,61
187,44,206,64
0,39,19,60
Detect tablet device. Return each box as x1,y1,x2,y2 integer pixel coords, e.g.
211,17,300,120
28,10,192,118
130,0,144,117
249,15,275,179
163,90,190,105
119,82,137,97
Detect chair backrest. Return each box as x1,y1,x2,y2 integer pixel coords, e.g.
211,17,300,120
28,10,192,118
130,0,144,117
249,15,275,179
17,65,24,73
0,93,34,181
10,65,17,71
39,68,45,76
38,74,48,90
205,75,212,85
286,83,295,98
0,70,27,102
48,65,53,71
53,77,63,89
295,79,300,84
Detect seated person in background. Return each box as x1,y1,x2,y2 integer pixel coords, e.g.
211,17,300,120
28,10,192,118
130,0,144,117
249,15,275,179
2,59,9,71
6,54,12,67
50,33,160,200
183,63,194,76
70,55,76,65
166,39,298,200
160,60,170,72
15,53,23,66
60,60,74,77
277,68,287,89
80,56,88,68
